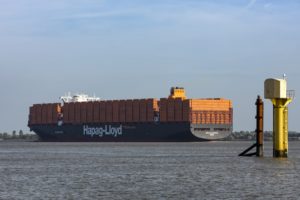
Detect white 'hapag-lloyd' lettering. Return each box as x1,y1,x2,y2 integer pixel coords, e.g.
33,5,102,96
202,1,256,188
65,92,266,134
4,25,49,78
83,125,122,137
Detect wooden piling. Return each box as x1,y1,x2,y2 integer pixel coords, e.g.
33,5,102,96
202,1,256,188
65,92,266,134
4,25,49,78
239,96,264,157
255,96,264,157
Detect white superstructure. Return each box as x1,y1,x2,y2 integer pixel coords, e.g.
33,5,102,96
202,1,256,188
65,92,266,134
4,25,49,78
60,93,100,103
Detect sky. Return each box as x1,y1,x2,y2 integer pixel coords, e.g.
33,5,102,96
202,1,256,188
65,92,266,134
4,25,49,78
1,0,300,133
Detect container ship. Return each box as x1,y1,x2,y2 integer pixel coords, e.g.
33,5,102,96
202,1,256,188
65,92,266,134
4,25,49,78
28,87,233,142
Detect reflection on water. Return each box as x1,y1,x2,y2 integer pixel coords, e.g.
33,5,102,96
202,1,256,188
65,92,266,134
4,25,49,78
0,141,300,199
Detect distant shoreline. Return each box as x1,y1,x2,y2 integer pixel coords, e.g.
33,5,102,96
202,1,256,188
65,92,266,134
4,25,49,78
1,131,300,142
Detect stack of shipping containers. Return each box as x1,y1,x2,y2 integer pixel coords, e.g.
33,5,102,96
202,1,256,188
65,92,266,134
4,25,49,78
69,103,75,123
92,102,100,123
125,100,133,123
28,98,232,126
159,98,167,122
86,102,93,123
158,98,232,124
147,99,158,122
28,103,61,125
132,100,139,122
119,100,126,123
188,99,232,124
139,100,147,122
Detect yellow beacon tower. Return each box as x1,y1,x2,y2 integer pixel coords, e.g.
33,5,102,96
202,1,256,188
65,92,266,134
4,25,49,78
264,77,294,158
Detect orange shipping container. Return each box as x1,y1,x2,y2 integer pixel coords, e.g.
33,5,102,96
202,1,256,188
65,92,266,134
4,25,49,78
189,99,232,111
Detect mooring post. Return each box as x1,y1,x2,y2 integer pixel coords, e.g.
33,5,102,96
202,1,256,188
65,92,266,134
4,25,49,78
255,96,264,157
239,96,264,157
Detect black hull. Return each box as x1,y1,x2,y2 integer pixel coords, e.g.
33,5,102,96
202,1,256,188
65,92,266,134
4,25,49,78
30,122,232,142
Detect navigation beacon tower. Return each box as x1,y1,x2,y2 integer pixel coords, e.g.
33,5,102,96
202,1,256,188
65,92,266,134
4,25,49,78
264,76,294,158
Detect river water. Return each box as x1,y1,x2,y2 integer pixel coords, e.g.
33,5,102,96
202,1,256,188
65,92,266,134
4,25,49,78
0,141,300,200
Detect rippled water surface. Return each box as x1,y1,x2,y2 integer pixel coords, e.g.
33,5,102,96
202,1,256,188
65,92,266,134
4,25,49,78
1,141,300,200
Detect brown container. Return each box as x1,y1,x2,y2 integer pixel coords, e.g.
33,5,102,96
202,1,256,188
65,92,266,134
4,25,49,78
51,103,60,124
125,100,133,122
174,99,183,122
105,101,113,122
112,100,119,123
74,102,81,124
132,100,140,122
80,102,87,123
63,103,70,123
146,99,157,122
100,101,106,122
159,98,167,122
93,102,100,123
86,102,93,123
182,100,190,122
41,104,48,124
36,104,42,124
167,99,175,122
46,104,52,124
139,99,147,122
69,103,75,123
119,100,126,123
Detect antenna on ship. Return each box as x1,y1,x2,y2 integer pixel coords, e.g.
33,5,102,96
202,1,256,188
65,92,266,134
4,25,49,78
283,73,286,80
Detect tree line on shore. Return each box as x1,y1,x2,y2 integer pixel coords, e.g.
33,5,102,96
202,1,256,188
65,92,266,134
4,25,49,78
0,130,38,140
1,130,300,141
227,131,300,141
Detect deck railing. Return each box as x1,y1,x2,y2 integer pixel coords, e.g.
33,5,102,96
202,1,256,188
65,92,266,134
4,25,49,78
287,90,295,99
